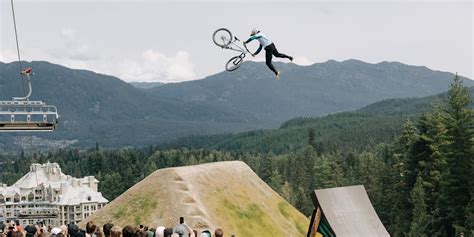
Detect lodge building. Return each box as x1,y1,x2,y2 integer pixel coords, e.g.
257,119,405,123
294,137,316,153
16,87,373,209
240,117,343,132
0,163,108,226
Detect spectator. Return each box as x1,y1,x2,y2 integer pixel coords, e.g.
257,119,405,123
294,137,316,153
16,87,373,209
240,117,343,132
103,224,113,237
39,230,49,237
173,219,194,237
135,231,147,237
110,226,121,237
7,226,15,237
51,228,62,237
59,226,68,237
199,231,211,237
76,230,86,237
121,226,134,237
163,229,173,237
144,228,153,237
68,224,79,237
11,231,23,237
110,230,120,237
181,224,194,237
214,229,223,237
14,221,23,233
154,227,165,237
85,222,97,237
24,225,36,237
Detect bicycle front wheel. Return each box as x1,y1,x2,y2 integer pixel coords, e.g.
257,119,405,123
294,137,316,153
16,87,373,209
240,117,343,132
225,56,244,72
213,28,233,47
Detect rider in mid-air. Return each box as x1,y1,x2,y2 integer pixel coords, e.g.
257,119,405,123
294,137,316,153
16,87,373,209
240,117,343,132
244,28,293,80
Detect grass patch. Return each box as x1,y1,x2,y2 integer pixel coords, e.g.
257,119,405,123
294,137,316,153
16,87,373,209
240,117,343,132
134,215,142,226
294,221,306,235
111,193,158,225
113,206,126,219
218,197,279,237
278,202,290,218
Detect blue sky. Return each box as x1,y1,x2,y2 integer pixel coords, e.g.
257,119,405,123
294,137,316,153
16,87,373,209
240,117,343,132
1,1,472,82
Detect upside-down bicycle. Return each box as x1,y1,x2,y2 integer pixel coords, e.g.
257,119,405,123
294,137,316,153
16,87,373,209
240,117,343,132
212,28,251,72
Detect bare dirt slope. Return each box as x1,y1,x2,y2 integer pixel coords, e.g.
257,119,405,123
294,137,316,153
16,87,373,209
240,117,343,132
81,161,309,237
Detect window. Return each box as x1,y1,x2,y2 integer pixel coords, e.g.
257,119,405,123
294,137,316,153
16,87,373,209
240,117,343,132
13,194,20,203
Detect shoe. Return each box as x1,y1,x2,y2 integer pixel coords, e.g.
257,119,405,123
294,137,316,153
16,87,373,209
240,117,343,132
289,56,293,62
275,72,280,80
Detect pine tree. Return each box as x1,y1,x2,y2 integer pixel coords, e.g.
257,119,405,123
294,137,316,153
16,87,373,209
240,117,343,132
378,144,401,233
465,198,474,237
269,170,284,193
406,108,447,235
439,74,474,235
392,120,417,236
314,155,334,189
409,176,430,237
302,145,317,191
259,153,273,183
357,151,384,211
308,128,316,149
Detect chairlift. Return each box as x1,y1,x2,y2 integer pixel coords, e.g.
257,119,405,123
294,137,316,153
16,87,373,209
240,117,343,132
0,68,59,132
1,0,59,132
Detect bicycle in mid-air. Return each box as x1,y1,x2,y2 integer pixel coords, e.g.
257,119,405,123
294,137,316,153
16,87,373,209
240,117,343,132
213,28,251,72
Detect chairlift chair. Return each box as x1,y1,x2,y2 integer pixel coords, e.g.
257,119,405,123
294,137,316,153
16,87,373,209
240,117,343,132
0,68,59,132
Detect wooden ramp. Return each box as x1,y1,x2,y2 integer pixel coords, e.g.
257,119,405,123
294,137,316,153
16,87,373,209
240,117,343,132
307,185,390,237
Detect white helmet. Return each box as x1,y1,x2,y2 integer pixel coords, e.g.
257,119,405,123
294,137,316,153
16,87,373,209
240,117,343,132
251,28,259,36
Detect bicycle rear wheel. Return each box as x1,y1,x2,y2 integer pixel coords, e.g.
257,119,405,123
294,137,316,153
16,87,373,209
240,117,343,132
213,28,232,47
225,56,244,72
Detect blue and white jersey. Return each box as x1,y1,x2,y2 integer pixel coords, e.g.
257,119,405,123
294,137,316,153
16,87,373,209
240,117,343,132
246,32,273,48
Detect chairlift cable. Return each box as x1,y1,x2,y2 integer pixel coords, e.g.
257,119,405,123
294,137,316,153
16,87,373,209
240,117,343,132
10,0,26,97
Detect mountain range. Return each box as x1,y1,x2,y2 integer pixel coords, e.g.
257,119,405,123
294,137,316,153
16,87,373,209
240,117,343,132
130,82,164,89
0,60,471,148
162,86,474,154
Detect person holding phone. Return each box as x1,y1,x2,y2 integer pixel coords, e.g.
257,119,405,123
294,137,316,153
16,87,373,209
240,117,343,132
173,217,195,237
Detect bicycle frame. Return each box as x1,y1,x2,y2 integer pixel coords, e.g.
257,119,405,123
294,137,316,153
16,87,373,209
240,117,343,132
220,37,250,57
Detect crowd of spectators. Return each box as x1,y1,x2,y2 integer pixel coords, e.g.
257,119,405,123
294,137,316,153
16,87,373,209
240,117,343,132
0,219,232,237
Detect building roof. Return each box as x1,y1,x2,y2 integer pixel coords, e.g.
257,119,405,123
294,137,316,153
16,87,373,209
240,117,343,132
0,162,107,205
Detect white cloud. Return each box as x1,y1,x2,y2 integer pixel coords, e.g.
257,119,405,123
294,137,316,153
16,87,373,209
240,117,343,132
293,56,315,66
60,27,76,40
0,50,17,63
46,49,197,83
31,28,198,82
117,49,196,82
49,27,98,61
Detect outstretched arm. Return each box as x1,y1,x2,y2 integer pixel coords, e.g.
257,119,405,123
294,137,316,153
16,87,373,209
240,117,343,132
245,35,262,44
254,45,263,55
183,223,195,237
